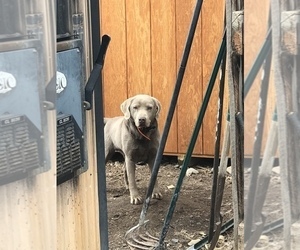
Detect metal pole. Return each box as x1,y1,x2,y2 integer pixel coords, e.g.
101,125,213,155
90,0,109,248
157,32,227,248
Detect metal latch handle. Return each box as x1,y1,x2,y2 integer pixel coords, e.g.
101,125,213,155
84,34,111,110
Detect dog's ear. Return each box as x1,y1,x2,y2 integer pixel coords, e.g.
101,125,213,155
120,97,133,120
153,97,162,118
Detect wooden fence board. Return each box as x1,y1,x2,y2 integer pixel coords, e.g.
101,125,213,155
176,0,203,155
150,0,177,153
201,1,225,155
244,0,274,156
126,0,152,96
100,0,127,117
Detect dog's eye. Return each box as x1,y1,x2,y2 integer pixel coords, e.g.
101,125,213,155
147,106,153,110
132,106,138,110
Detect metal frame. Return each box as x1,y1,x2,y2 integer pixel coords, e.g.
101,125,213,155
0,38,52,185
56,39,89,182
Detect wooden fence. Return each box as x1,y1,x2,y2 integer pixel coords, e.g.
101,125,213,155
0,0,276,249
100,0,226,157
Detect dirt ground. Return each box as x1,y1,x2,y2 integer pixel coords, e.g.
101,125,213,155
244,165,284,249
106,156,234,249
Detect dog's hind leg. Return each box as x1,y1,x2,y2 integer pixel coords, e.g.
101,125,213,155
123,163,129,189
114,150,128,189
104,140,114,163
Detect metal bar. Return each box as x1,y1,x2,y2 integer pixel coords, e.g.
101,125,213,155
94,37,111,250
226,1,244,248
271,0,292,248
208,41,226,242
209,216,223,250
157,31,227,248
262,218,283,234
246,217,284,250
137,0,205,230
246,110,278,248
244,30,272,240
90,1,110,247
84,35,110,110
244,29,272,97
287,112,300,136
207,46,228,249
235,112,244,132
187,218,234,250
245,217,266,250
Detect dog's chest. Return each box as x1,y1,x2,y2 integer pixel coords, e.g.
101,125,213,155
127,141,156,163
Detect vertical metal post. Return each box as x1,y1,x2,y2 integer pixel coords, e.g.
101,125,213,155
90,0,109,249
226,1,244,249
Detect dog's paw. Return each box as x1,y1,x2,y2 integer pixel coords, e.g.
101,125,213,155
152,192,163,200
130,195,143,205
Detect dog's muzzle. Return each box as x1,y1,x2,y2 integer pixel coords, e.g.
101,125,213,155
138,118,147,128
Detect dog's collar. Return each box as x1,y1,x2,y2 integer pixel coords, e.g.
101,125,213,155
138,125,156,133
128,118,156,141
136,125,156,141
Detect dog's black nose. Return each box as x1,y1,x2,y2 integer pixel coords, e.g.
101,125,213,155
139,118,146,124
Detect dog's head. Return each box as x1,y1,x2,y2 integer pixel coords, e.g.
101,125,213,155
120,94,161,128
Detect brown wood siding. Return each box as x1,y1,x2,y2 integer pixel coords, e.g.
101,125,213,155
176,0,203,155
126,1,152,96
100,0,225,157
100,0,128,117
151,1,178,153
201,0,226,155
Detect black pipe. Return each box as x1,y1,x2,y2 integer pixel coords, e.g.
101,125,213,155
93,37,110,250
208,39,226,242
85,35,110,110
244,29,272,97
188,218,234,250
90,0,109,248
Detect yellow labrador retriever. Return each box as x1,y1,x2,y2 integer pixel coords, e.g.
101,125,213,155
104,94,162,204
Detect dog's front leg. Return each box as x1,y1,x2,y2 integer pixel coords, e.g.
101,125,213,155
125,158,142,205
148,160,163,200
